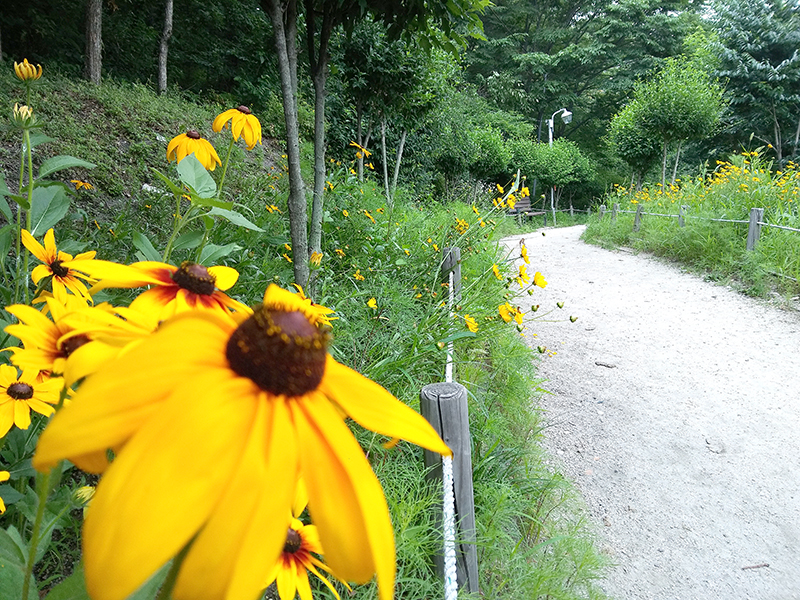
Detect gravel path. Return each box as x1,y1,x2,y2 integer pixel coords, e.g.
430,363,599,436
502,225,800,600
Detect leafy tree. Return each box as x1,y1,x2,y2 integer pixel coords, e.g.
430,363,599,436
635,58,725,186
607,99,661,189
709,0,800,162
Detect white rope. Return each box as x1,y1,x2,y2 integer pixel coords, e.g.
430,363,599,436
443,268,458,600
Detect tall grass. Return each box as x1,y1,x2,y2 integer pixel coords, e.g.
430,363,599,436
585,149,800,298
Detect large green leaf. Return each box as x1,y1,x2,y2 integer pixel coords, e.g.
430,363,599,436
42,565,90,600
29,186,71,236
37,156,96,180
132,232,161,262
199,242,241,264
0,175,12,222
172,230,204,251
27,133,55,149
176,154,216,199
207,207,264,232
150,168,185,197
0,527,36,600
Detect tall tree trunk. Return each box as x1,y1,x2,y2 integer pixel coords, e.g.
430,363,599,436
306,2,333,256
390,129,407,199
660,139,668,188
263,0,309,288
771,102,783,162
158,0,174,94
381,118,391,206
792,112,800,159
85,0,103,85
671,140,683,185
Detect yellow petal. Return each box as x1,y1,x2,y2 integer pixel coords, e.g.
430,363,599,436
20,230,49,263
14,401,31,430
207,266,239,291
292,394,395,600
174,395,298,600
0,401,15,437
320,357,451,456
82,369,257,600
63,340,121,386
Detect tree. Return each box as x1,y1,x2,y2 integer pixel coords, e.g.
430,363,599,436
607,99,661,189
158,0,174,94
635,58,724,186
85,0,103,84
709,0,800,162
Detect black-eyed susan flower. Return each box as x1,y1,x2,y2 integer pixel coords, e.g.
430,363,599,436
83,260,250,322
33,284,450,600
290,285,336,328
0,365,62,437
212,106,262,150
14,58,42,81
71,179,94,191
21,229,97,303
167,131,221,171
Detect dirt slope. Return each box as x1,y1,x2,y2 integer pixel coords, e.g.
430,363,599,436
502,225,800,600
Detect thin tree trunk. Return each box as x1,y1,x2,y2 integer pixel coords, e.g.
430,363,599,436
390,129,407,199
263,0,309,288
661,139,668,188
158,0,174,94
772,102,783,162
381,118,391,206
792,112,800,159
356,100,364,181
671,140,683,185
85,0,103,85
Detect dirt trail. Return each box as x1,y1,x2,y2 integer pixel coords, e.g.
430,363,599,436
502,225,800,600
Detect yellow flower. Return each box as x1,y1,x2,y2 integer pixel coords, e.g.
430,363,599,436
364,210,376,224
167,131,221,171
433,243,439,252
310,251,323,267
464,314,478,333
498,303,523,325
33,285,450,600
12,103,36,127
507,194,516,210
14,58,42,81
212,106,262,150
353,269,365,281
283,253,293,263
403,249,410,256
349,141,372,158
533,271,547,288
520,186,530,197
82,260,250,322
496,183,504,194
492,264,503,280
290,284,336,328
0,365,62,437
22,228,98,303
342,210,349,217
71,179,94,191
518,264,530,285
367,298,378,310
472,205,480,216
0,470,9,513
335,249,345,258
520,245,530,264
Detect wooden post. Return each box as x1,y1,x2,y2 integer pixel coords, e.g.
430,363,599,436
611,203,619,221
633,204,644,232
420,382,479,593
441,247,462,302
679,205,687,227
598,204,606,220
747,207,765,251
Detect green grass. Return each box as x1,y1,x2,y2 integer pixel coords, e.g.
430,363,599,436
0,68,609,600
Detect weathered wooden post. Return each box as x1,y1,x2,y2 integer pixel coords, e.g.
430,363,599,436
746,207,765,251
611,203,619,221
442,247,462,303
633,203,644,232
420,382,479,593
598,204,606,220
679,205,687,227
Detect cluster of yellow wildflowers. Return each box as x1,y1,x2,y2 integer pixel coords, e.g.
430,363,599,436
1,223,449,600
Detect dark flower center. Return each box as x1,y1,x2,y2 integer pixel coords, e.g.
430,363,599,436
7,382,34,400
283,528,302,554
237,105,252,115
171,262,216,296
61,334,91,357
186,130,201,139
226,305,329,396
49,259,70,278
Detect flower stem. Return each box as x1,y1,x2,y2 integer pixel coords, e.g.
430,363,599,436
22,129,34,304
162,193,186,263
22,467,55,600
154,543,191,600
216,137,235,200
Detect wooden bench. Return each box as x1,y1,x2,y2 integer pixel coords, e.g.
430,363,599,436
507,197,546,224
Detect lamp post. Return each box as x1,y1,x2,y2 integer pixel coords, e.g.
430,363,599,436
547,108,572,225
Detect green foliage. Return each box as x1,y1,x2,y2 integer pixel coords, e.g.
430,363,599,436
607,100,661,180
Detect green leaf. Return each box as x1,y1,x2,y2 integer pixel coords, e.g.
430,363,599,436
9,193,29,210
27,132,55,149
0,175,12,222
199,243,240,264
42,564,90,600
207,207,264,232
438,331,477,344
0,483,25,508
29,186,71,236
176,154,216,199
132,232,161,262
172,230,204,251
37,156,96,180
0,526,36,600
394,258,407,266
189,196,233,210
263,235,290,246
150,168,186,197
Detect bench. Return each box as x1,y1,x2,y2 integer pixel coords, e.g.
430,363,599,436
507,197,546,224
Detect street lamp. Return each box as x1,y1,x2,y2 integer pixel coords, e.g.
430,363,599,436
547,108,572,224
